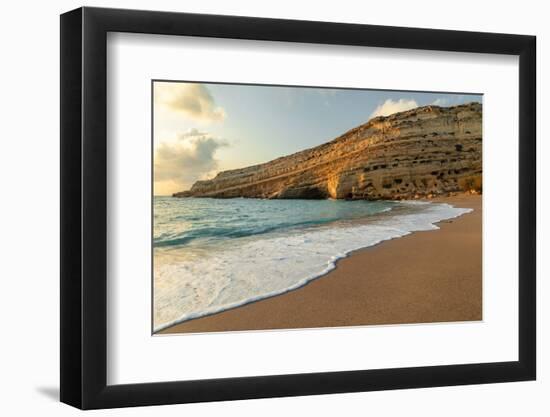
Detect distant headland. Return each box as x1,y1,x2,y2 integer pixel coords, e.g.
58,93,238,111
173,102,482,200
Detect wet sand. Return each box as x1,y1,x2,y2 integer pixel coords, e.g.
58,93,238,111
160,194,482,334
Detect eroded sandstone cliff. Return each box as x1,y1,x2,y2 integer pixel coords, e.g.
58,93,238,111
173,102,482,200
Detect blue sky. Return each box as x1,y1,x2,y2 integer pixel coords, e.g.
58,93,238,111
153,81,482,195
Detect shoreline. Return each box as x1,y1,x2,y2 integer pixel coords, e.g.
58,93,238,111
159,193,482,335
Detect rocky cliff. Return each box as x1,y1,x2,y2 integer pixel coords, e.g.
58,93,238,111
174,102,482,200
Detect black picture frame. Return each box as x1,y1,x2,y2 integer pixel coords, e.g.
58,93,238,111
60,6,536,410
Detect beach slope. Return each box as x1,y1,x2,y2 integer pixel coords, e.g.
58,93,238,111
160,194,482,334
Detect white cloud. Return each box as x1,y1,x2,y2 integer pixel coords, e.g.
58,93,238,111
369,98,418,118
155,83,226,122
178,128,208,139
154,132,228,194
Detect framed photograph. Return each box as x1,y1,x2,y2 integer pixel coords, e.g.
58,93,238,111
60,7,536,409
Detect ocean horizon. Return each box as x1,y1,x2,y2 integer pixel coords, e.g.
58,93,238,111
153,197,471,333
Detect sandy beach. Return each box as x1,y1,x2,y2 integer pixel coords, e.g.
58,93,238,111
160,193,482,334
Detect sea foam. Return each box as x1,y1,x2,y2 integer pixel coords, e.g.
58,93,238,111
153,201,471,332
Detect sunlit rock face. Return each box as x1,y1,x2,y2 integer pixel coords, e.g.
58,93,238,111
173,103,482,200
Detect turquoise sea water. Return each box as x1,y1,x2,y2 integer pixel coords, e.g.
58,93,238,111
153,197,471,332
154,197,395,249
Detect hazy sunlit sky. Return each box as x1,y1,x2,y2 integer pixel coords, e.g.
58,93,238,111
153,81,482,195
